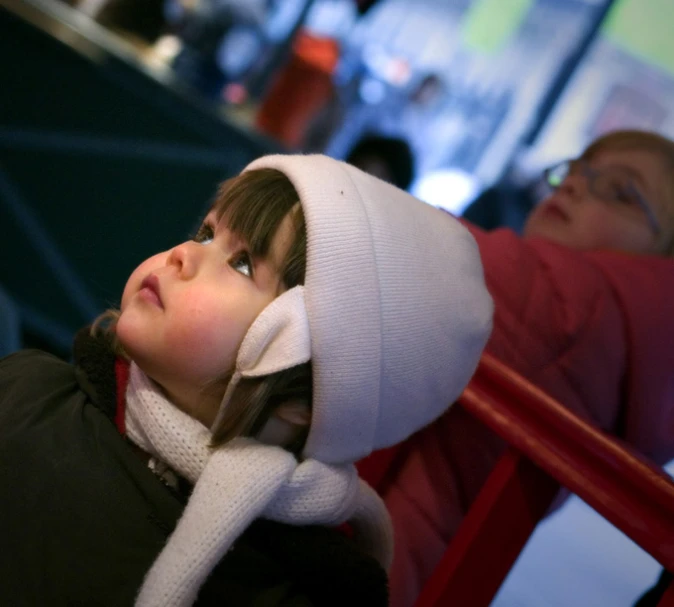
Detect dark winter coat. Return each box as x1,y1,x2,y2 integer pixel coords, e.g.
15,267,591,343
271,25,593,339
0,330,388,606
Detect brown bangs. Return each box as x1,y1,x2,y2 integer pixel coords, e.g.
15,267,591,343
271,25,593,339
210,168,306,288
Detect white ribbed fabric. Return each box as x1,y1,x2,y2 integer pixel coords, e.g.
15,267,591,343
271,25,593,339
241,154,494,464
211,285,311,432
125,364,393,607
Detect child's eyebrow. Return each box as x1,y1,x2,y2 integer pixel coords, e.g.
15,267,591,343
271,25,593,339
607,163,648,191
210,216,263,259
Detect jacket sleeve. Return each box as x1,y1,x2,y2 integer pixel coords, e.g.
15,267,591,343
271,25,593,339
0,349,75,421
584,248,674,464
464,222,674,464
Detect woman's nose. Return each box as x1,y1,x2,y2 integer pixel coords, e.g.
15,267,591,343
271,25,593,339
166,241,200,278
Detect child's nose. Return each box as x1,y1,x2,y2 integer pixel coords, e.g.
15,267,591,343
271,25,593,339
558,172,589,202
166,241,199,278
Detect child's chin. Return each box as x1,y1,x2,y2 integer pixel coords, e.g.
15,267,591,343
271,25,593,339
115,313,141,355
524,217,570,242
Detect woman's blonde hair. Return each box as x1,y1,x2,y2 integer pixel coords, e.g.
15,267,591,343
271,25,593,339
581,129,674,256
93,168,311,453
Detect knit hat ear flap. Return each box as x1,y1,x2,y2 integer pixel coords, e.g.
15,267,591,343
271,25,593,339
211,286,311,433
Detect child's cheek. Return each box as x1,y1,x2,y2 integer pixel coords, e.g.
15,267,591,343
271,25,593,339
166,298,238,380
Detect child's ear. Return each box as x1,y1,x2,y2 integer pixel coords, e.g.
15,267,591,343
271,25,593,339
275,400,311,426
256,400,311,448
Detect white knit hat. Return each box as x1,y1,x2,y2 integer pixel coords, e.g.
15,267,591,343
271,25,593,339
224,154,493,464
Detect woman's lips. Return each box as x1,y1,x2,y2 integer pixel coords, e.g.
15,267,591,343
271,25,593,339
139,274,163,308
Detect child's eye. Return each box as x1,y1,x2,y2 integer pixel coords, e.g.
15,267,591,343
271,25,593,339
610,184,638,206
230,251,254,278
193,224,214,245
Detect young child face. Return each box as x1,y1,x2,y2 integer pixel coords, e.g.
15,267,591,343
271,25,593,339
523,147,670,254
116,209,297,426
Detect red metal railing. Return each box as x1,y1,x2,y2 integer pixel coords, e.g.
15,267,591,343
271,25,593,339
414,352,674,607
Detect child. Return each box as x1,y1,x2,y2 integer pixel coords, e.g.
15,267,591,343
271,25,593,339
0,155,493,606
358,129,674,606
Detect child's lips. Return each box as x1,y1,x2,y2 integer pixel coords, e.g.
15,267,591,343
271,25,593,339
540,200,570,222
140,274,163,308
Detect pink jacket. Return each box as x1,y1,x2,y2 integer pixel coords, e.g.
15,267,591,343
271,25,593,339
359,225,674,606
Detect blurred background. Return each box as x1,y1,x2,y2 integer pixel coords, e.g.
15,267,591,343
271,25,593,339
1,0,673,604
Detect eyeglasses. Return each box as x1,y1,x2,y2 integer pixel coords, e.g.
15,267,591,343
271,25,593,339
542,159,661,234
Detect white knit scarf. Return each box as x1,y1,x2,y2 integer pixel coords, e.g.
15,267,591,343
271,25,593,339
125,363,393,607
